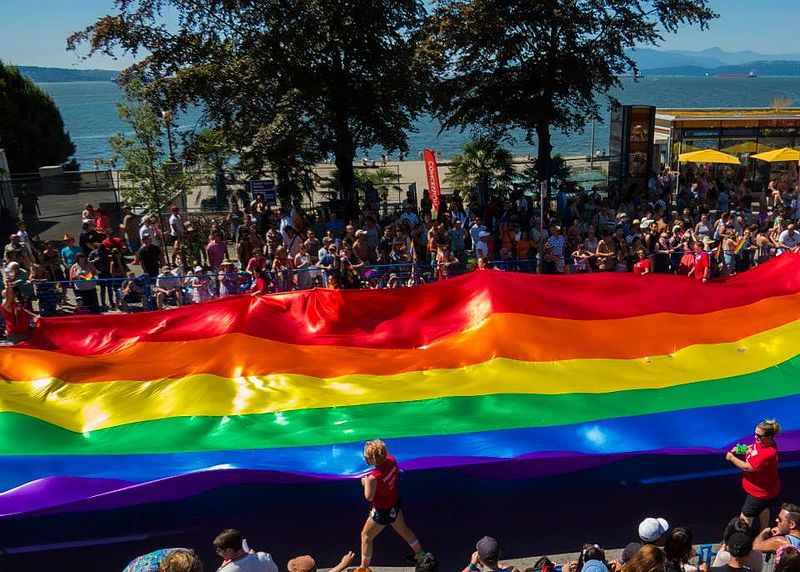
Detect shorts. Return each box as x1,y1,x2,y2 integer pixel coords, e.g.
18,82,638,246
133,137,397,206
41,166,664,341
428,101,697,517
741,494,772,518
370,498,402,525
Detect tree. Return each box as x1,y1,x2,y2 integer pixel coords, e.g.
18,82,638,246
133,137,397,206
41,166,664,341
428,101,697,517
426,0,716,197
0,61,75,173
445,135,515,202
110,81,188,238
69,0,429,208
519,155,572,189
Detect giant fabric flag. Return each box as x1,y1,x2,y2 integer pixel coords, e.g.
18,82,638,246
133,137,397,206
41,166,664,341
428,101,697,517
2,255,800,518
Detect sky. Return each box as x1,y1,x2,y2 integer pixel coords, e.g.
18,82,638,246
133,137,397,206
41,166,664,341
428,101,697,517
1,0,799,70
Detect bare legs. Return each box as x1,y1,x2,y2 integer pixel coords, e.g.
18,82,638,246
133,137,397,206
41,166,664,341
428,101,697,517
360,510,423,568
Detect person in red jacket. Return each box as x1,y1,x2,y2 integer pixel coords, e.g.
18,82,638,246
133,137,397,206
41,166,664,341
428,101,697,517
726,419,782,530
357,440,427,571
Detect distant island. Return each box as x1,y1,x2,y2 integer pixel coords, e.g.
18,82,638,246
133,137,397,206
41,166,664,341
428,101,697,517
16,66,119,83
642,60,800,77
14,53,800,83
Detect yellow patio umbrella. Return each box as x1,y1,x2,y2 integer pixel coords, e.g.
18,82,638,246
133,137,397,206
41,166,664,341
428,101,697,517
751,147,800,162
722,141,774,154
678,149,741,165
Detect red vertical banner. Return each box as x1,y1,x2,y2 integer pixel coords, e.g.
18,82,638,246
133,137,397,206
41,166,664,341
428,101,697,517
423,149,441,214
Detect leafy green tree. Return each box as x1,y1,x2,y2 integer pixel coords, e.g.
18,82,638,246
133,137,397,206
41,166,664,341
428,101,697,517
519,155,572,189
69,0,429,207
110,81,188,238
0,61,75,173
445,135,515,202
426,0,716,197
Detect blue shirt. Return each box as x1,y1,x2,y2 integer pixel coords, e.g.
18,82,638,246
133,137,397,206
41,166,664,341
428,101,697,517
61,245,82,268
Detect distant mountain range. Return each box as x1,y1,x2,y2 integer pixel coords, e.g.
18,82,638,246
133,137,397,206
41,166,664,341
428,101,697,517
15,66,118,82
13,47,800,81
629,47,800,76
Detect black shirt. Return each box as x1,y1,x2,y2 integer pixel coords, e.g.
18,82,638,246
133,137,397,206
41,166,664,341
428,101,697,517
137,244,162,277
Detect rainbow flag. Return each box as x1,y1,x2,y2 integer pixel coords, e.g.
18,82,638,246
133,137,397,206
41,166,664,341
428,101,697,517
2,254,800,517
733,238,747,255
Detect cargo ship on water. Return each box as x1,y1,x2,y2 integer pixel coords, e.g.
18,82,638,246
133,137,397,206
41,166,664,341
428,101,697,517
712,70,757,78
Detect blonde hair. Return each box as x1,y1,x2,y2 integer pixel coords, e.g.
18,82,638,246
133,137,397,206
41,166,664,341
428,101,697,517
363,439,389,466
160,549,203,572
758,419,781,438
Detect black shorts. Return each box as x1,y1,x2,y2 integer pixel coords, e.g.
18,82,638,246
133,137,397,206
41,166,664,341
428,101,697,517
741,494,772,518
370,498,402,525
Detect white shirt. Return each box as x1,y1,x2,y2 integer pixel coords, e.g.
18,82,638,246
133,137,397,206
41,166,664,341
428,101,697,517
779,229,800,251
218,552,278,572
469,224,486,247
169,213,184,236
475,239,489,258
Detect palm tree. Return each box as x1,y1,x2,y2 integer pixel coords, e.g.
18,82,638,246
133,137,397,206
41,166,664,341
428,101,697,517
445,135,515,202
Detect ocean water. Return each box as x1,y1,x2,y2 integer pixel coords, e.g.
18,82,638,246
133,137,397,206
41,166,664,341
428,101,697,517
39,76,800,166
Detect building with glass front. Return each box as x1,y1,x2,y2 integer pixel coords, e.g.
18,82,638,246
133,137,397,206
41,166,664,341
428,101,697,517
655,108,800,194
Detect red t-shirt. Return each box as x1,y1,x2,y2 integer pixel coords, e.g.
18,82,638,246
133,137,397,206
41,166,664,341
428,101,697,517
693,251,709,280
1,303,29,334
743,441,780,499
370,454,400,509
633,259,650,275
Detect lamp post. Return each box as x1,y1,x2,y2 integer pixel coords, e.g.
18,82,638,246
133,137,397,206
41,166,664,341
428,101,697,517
161,110,175,161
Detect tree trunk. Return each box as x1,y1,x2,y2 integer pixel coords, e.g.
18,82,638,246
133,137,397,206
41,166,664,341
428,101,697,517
334,143,357,214
535,122,554,206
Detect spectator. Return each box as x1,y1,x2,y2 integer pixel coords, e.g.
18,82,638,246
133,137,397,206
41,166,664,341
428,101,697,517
168,205,184,244
122,547,201,572
688,240,711,283
776,546,800,572
120,206,141,254
60,234,82,270
665,527,703,572
753,503,800,552
624,544,667,572
287,551,355,572
710,532,753,572
712,518,763,572
119,271,144,312
219,259,244,297
213,528,277,572
461,536,520,572
206,231,227,271
155,266,184,309
136,235,163,279
187,266,213,304
1,280,34,343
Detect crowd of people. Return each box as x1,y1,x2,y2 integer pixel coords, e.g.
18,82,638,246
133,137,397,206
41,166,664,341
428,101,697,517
114,421,800,572
2,168,800,338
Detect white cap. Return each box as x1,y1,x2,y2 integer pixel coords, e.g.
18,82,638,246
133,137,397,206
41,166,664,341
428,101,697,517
639,517,669,542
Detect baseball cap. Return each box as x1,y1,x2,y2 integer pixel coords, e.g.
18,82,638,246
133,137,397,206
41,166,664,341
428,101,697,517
639,517,669,542
477,536,500,563
287,555,317,572
726,532,753,557
620,542,641,564
194,265,203,273
581,560,609,572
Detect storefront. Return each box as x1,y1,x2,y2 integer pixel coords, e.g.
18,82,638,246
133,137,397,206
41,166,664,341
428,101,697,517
655,108,800,194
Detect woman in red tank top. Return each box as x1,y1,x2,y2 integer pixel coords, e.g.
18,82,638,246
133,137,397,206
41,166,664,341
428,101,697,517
2,284,33,344
357,440,429,571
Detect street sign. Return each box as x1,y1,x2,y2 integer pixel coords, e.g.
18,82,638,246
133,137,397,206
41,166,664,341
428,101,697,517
250,179,277,205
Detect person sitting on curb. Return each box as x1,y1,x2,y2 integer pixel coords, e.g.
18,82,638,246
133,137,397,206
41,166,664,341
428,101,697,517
213,528,277,572
287,551,354,572
462,536,521,572
754,503,800,552
711,532,753,572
